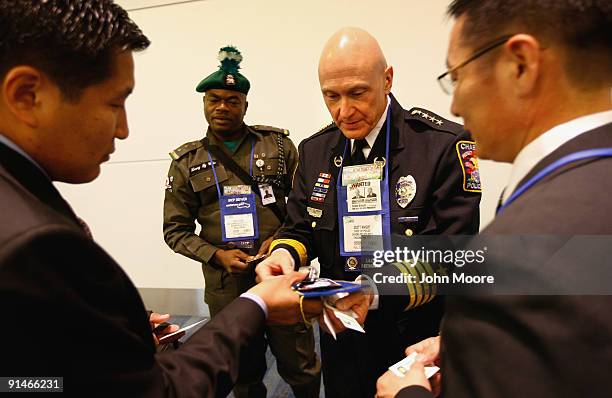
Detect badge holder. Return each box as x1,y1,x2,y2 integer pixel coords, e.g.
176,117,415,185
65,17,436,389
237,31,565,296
337,108,393,271
208,141,259,245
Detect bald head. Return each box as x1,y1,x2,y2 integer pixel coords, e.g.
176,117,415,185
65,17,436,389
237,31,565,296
319,27,387,78
318,27,393,140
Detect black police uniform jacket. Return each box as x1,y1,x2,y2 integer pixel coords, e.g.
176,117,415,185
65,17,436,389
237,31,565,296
0,141,266,397
398,122,612,398
276,95,481,396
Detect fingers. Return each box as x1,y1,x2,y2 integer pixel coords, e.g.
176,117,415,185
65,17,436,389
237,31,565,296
430,372,442,397
255,251,292,280
159,330,186,345
324,307,346,332
230,260,249,272
255,262,283,281
405,336,440,365
284,271,306,286
149,312,170,324
335,292,369,324
335,291,365,311
233,250,250,260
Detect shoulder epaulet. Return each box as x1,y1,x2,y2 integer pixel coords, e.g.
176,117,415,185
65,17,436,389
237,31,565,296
406,107,463,135
251,124,290,136
303,121,337,143
169,140,203,160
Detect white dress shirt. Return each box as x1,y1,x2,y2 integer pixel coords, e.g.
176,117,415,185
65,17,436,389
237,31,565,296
502,110,612,204
350,96,390,159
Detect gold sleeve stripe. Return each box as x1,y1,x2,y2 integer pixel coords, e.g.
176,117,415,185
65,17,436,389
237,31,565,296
393,262,416,310
416,261,439,305
413,262,431,305
421,261,435,278
269,239,308,267
402,262,424,309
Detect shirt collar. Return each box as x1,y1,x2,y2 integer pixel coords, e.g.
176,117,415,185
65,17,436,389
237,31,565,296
351,95,390,152
503,109,612,203
0,134,50,179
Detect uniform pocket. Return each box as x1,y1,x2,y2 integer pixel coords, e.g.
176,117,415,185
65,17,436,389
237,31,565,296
189,167,229,192
391,206,432,235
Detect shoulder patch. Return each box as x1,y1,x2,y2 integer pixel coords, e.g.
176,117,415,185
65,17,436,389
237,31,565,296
251,124,290,136
456,140,482,192
406,107,463,134
169,140,203,160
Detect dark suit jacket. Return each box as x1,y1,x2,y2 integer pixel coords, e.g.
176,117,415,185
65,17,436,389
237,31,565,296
0,141,265,397
398,122,612,397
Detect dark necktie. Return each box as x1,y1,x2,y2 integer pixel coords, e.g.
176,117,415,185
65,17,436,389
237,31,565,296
351,139,369,165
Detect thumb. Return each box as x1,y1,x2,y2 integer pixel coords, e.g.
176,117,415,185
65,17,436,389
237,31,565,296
284,271,306,286
150,313,170,323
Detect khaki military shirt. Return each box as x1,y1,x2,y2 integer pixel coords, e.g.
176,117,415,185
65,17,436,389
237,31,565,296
163,124,298,264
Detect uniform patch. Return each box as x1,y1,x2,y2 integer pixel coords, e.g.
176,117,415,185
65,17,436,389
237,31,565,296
346,256,359,271
164,176,174,191
456,140,482,192
307,207,323,218
395,175,417,208
189,161,217,176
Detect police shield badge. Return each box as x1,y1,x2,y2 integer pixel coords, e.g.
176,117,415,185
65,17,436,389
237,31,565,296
395,175,416,208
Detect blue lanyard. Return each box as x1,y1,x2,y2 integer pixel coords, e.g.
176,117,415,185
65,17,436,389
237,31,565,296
497,148,612,214
207,137,255,198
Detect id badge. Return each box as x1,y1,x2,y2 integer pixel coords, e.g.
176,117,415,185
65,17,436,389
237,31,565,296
342,214,383,253
258,183,276,206
347,179,382,212
220,194,259,241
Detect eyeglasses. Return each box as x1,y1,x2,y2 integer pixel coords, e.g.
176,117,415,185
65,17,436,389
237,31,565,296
437,34,514,95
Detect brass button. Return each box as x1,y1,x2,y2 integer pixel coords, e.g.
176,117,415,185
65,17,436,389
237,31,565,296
206,177,211,182
405,229,414,237
266,165,272,170
311,221,317,228
261,153,266,158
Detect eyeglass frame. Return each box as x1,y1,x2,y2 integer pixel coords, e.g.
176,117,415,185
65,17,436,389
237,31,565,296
437,34,514,95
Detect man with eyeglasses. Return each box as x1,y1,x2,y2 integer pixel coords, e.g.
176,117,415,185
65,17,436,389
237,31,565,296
163,46,321,398
376,1,612,397
255,27,481,398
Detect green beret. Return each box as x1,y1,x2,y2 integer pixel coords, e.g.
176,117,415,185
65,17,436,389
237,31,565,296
196,46,250,94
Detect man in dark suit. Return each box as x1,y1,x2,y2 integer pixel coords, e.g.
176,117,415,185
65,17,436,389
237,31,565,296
256,27,481,398
0,1,322,396
376,1,612,397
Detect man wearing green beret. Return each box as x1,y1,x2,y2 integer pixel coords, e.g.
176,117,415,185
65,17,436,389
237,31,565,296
163,46,320,398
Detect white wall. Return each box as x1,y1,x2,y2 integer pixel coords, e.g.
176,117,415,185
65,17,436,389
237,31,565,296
57,0,511,289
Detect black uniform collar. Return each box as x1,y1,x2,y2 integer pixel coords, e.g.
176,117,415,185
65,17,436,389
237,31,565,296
0,140,82,229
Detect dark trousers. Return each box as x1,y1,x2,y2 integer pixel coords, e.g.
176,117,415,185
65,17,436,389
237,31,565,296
320,298,444,398
204,264,321,398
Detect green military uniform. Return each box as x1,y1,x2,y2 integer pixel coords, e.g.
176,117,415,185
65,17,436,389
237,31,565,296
164,114,320,397
163,125,320,398
163,45,319,398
